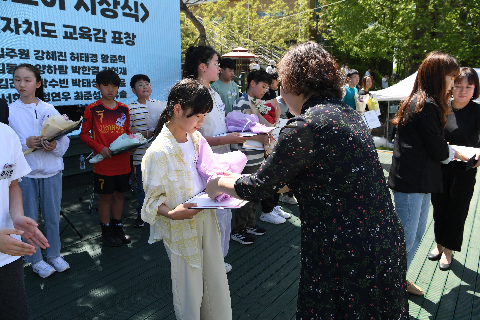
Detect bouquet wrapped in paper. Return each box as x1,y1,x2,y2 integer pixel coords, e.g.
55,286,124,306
24,114,82,155
89,133,148,163
355,93,369,113
366,96,380,115
225,112,273,134
144,100,167,130
196,137,247,202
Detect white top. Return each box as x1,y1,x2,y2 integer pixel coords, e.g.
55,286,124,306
129,99,165,166
252,64,260,71
0,123,31,267
382,77,389,89
365,71,371,76
266,65,276,74
8,98,69,178
178,133,205,195
198,89,230,154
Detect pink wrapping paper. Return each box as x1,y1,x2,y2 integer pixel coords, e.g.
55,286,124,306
225,112,272,134
196,137,247,202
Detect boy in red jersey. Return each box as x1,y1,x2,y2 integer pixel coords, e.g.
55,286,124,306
80,69,132,247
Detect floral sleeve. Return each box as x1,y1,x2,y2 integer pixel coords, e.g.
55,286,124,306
234,118,315,201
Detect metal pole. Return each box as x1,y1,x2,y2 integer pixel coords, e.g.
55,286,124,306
386,101,390,140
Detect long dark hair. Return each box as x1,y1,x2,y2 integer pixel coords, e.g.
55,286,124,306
183,45,218,79
153,79,213,138
14,64,45,101
391,51,459,126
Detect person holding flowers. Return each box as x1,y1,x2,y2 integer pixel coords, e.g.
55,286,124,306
8,64,70,278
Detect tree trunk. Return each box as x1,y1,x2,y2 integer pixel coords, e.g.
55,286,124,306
180,0,207,46
406,0,430,76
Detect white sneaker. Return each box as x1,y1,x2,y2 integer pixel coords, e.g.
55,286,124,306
273,206,291,219
279,194,298,205
47,256,70,272
225,262,232,273
32,260,56,278
260,211,286,224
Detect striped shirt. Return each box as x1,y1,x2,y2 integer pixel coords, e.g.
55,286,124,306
128,99,159,166
141,125,219,269
231,93,264,167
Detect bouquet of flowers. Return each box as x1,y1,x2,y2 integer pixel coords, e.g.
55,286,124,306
366,96,380,114
89,133,148,163
249,97,276,124
225,112,274,134
355,94,368,113
24,114,83,155
196,137,247,202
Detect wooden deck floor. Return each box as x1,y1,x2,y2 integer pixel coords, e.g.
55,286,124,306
25,151,480,319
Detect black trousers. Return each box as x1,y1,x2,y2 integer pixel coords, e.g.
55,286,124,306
261,193,280,213
431,165,477,252
0,257,29,320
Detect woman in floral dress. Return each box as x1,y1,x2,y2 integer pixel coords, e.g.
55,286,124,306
206,41,408,319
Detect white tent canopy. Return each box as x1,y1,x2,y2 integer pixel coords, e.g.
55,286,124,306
370,68,480,102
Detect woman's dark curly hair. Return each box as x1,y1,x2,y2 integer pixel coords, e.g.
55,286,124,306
278,41,343,100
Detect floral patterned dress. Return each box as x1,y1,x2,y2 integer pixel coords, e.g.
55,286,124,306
234,97,408,319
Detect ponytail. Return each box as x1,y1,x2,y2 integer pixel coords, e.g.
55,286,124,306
153,79,213,139
183,45,218,79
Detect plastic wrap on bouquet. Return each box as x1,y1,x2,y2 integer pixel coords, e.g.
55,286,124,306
355,94,368,113
145,100,167,130
367,96,380,114
225,112,273,134
24,114,82,155
196,137,247,202
89,133,148,163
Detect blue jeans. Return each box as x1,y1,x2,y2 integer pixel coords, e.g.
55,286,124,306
19,172,62,264
393,191,431,270
135,164,145,218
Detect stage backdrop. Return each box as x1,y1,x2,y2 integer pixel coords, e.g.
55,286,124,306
0,0,180,108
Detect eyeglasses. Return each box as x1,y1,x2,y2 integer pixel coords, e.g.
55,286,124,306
209,62,220,67
137,83,151,88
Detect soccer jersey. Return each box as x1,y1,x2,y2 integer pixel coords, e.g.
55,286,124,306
80,100,131,176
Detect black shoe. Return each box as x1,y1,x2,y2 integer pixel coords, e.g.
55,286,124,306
111,219,131,244
133,216,145,228
439,261,452,271
246,225,266,236
101,224,122,247
231,232,255,245
428,251,443,261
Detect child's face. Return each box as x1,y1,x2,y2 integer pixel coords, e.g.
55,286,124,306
347,74,359,87
201,54,220,83
96,83,119,101
178,107,207,134
220,67,235,81
132,80,152,101
270,79,279,91
249,80,269,99
14,68,41,100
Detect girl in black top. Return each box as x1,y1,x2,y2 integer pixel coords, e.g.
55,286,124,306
429,67,480,270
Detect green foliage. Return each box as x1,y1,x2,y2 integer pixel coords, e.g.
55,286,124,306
321,0,480,75
183,0,314,56
180,12,199,59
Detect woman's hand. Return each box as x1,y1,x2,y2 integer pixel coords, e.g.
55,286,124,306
167,203,202,220
11,216,49,250
251,133,270,144
473,149,480,168
0,229,38,256
206,172,242,200
453,148,470,162
26,136,42,149
42,140,56,152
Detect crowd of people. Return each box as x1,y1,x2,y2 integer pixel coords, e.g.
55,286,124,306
1,41,480,319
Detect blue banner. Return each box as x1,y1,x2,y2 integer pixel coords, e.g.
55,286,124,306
0,0,181,106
